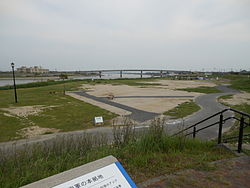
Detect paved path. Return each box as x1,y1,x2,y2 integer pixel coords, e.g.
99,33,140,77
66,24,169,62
138,156,250,188
0,85,239,150
165,85,239,139
110,96,194,99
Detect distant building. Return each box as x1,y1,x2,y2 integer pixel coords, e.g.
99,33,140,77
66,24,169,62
17,66,49,73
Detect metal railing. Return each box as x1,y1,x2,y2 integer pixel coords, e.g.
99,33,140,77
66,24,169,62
172,108,250,153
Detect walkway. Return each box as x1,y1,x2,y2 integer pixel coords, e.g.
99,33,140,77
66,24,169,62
138,156,250,188
165,85,239,139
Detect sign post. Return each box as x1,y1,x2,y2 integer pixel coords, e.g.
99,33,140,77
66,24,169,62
20,156,137,188
94,116,104,126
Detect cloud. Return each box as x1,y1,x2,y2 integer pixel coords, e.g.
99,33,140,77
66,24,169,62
0,0,250,71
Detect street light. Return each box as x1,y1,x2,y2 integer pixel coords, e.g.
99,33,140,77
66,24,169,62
11,62,18,103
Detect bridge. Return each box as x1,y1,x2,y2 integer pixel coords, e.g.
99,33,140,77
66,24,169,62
78,69,191,78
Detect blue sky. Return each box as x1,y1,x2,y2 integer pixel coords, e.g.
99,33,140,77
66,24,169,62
0,0,250,71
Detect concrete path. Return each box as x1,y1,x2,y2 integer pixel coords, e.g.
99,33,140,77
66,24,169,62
165,85,239,139
111,96,194,99
138,156,250,188
0,85,239,150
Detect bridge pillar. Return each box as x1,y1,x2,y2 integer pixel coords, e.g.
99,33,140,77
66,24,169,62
160,70,163,78
120,70,122,78
141,70,143,78
99,71,102,78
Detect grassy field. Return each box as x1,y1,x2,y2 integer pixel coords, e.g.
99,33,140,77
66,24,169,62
0,123,234,188
0,79,90,90
0,77,163,142
178,86,221,94
0,81,116,142
164,101,201,119
221,74,250,90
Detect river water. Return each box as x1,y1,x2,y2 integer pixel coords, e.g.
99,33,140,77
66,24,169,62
0,73,152,86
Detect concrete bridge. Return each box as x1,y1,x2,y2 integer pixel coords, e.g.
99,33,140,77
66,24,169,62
79,69,190,78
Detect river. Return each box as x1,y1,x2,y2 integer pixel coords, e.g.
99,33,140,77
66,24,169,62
0,73,152,86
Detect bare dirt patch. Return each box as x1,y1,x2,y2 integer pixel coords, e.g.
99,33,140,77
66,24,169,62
80,83,201,113
141,80,216,89
1,105,56,118
220,92,250,105
113,98,190,113
17,126,60,138
66,92,131,116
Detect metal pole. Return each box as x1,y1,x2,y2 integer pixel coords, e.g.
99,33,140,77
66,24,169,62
218,114,223,144
193,126,196,138
63,78,65,95
237,116,244,153
11,63,18,103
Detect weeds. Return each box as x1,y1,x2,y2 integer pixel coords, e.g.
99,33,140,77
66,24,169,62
0,118,234,188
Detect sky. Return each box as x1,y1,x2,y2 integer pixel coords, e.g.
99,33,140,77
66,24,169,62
0,0,250,72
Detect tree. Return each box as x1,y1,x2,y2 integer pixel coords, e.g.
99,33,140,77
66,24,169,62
59,73,68,80
59,73,68,95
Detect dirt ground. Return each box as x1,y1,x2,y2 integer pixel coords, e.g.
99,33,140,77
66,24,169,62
142,80,217,89
17,126,60,138
220,91,250,105
1,105,59,138
80,80,213,113
1,105,56,118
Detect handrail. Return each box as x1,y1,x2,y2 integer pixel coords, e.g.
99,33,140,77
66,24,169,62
173,108,250,136
185,120,220,137
229,108,250,118
223,134,250,142
172,109,228,136
172,107,250,153
231,117,250,127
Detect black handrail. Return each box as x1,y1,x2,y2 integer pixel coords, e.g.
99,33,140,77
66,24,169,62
172,108,250,153
223,134,250,142
185,120,220,137
172,109,228,136
229,108,250,118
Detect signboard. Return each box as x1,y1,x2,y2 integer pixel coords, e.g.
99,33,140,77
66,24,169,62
53,162,137,188
94,116,104,125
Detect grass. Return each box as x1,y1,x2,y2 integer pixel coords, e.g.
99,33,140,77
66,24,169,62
0,77,162,142
164,101,201,119
178,86,221,94
219,94,234,101
215,74,250,93
0,79,84,90
230,77,250,93
0,81,116,142
0,122,234,188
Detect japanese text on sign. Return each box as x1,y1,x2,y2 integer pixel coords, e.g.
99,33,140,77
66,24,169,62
53,163,133,188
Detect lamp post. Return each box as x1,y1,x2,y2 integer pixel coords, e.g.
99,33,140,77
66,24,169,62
11,62,18,103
